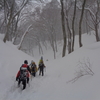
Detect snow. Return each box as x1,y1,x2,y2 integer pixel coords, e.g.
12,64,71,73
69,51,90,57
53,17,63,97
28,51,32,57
0,32,100,100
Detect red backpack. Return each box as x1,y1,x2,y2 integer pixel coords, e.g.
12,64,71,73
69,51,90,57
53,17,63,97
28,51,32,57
22,64,28,68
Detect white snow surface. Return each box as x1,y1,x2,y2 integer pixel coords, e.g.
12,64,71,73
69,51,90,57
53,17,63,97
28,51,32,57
0,32,100,100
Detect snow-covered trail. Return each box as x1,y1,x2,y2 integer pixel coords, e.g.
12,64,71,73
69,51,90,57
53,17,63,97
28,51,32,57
2,74,48,100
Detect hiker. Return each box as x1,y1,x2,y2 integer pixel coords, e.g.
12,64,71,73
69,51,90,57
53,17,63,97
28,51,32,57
30,60,38,77
38,56,43,65
38,59,46,76
16,60,31,89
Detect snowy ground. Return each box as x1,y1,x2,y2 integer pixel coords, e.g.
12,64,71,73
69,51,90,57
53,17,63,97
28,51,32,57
0,32,100,100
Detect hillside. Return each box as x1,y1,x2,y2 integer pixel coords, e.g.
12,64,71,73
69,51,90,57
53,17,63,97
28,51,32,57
0,33,100,100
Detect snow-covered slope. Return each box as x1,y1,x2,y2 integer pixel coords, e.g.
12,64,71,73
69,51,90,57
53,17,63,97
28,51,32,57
0,33,100,100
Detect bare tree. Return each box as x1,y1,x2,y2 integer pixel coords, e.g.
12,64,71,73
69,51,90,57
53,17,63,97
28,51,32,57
60,0,67,57
88,0,100,42
65,0,73,54
67,58,94,83
79,0,86,47
72,0,77,51
64,0,77,54
94,0,100,41
81,0,100,42
3,0,28,43
33,0,61,59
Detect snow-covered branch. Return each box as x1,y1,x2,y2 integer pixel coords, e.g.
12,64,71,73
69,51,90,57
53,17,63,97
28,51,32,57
12,0,28,23
77,5,96,19
18,24,32,50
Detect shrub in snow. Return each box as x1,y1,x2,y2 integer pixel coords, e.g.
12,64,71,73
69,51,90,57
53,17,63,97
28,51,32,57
67,58,94,83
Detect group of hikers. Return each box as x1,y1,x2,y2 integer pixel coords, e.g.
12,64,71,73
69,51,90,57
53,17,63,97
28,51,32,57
16,56,46,90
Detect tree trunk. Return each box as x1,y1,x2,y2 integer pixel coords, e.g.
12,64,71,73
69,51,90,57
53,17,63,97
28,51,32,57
3,21,11,42
66,17,72,54
95,1,100,42
60,0,67,57
72,0,77,51
79,0,86,47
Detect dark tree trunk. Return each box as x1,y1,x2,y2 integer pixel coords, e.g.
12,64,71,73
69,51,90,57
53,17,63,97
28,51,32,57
79,0,86,47
72,0,77,51
60,0,67,57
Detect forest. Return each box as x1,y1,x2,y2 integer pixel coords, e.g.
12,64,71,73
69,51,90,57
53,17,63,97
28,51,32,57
0,0,100,59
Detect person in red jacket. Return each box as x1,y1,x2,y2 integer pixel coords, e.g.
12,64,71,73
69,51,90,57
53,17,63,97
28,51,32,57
16,60,31,87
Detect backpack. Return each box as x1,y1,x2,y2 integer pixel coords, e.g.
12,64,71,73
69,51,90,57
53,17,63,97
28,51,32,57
39,63,43,67
31,64,36,72
20,67,28,81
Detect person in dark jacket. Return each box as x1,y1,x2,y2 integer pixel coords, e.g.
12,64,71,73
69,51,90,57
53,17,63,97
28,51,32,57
16,60,31,87
30,61,38,77
38,60,46,76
